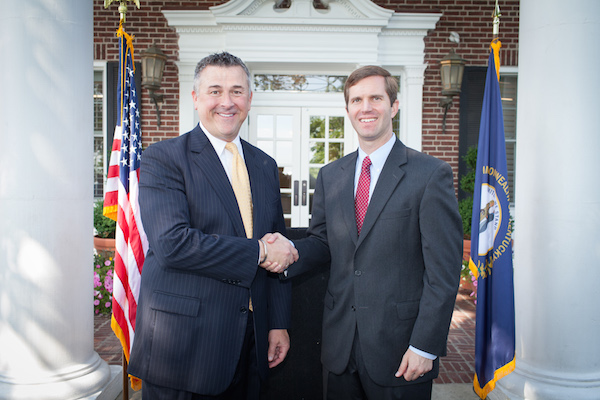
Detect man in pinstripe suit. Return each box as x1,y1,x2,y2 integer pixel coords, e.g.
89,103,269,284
128,52,298,400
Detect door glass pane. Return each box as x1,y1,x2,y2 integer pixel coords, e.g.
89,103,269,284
329,143,343,161
281,193,292,215
309,142,325,164
276,115,293,138
257,115,274,138
310,116,325,138
257,140,273,157
329,116,344,138
276,141,293,165
278,166,292,189
309,167,320,190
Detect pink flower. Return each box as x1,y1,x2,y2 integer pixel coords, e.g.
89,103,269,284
94,299,100,306
96,264,101,269
105,260,111,267
105,302,111,308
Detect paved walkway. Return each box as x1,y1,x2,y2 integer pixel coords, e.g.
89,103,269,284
94,287,477,398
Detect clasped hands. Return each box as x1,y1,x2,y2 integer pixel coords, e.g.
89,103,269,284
259,232,298,273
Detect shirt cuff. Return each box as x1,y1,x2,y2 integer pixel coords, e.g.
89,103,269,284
409,345,437,360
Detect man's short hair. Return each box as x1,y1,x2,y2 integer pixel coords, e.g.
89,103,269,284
343,65,398,106
193,52,251,93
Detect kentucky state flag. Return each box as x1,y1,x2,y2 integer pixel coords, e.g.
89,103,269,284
470,42,516,399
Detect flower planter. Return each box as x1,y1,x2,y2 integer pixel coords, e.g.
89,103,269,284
463,239,471,261
94,236,115,256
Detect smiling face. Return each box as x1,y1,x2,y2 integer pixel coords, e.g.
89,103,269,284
192,65,252,142
346,75,399,153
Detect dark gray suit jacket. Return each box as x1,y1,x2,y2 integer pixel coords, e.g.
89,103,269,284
289,139,462,387
128,126,291,395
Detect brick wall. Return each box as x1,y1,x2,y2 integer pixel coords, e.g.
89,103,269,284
94,0,519,180
374,0,519,183
94,1,221,146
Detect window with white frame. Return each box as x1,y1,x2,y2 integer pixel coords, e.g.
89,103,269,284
93,69,105,200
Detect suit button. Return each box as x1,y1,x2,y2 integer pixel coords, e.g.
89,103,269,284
240,306,248,314
351,305,356,311
354,270,362,276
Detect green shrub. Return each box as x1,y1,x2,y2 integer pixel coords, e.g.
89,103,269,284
93,200,116,238
459,146,477,239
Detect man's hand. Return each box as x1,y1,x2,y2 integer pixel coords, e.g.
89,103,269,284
395,348,433,381
259,233,298,273
267,329,290,368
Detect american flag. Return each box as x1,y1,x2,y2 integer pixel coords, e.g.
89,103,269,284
103,25,148,390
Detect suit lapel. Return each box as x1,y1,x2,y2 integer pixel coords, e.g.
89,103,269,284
241,140,265,238
357,140,407,246
190,127,247,238
339,151,360,246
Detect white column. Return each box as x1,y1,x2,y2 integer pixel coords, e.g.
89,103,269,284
402,65,427,152
0,2,112,399
490,1,600,399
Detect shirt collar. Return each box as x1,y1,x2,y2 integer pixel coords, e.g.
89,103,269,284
357,134,396,171
200,122,244,159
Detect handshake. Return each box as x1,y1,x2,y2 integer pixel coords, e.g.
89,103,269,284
258,233,298,274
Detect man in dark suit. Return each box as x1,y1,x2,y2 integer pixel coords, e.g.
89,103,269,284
264,66,462,399
128,52,298,399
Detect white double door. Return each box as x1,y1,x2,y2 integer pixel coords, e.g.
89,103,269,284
249,106,355,228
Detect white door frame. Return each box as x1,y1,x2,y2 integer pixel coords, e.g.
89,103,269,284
163,0,441,151
249,103,354,227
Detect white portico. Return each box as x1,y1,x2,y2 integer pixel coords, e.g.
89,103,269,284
164,0,440,227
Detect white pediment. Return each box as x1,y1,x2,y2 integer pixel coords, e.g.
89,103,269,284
210,0,393,24
163,0,441,150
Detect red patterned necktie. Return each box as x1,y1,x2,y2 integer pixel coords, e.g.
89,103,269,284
355,156,371,235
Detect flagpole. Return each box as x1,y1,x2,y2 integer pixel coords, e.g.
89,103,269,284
104,0,141,24
491,0,502,81
492,0,501,39
103,4,142,400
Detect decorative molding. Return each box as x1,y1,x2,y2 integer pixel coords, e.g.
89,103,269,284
380,29,429,37
221,24,380,33
174,27,223,34
240,0,269,15
336,0,365,19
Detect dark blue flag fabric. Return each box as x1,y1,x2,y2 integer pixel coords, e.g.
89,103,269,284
470,44,515,399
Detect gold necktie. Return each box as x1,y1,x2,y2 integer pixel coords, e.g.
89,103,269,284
225,142,253,238
226,142,254,311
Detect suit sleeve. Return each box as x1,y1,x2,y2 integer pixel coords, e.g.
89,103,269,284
410,161,463,356
139,142,259,288
265,160,292,329
285,168,331,279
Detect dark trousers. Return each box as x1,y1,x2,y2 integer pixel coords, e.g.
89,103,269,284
142,312,260,400
325,330,433,400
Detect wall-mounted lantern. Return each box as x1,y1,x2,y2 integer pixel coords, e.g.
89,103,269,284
439,47,466,134
140,43,167,127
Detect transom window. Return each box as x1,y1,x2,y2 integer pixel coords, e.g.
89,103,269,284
254,74,346,92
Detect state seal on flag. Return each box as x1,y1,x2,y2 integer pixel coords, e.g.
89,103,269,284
478,183,500,255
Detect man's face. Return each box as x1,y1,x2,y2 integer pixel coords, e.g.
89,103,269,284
192,65,252,142
346,75,399,148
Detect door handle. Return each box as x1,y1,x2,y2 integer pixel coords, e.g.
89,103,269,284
302,180,307,206
293,180,299,206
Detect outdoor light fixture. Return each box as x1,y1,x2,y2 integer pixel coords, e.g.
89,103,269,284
439,47,466,134
140,43,167,127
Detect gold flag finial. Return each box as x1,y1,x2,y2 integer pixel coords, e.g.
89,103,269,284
104,0,141,24
492,0,501,38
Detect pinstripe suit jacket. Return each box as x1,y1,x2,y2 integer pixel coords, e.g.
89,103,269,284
289,139,462,387
128,125,291,395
